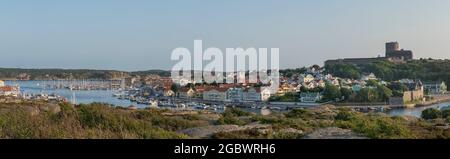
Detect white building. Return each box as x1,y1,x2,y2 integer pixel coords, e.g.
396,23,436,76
0,86,20,97
299,92,322,103
243,87,262,102
227,87,244,102
423,81,447,94
203,88,228,102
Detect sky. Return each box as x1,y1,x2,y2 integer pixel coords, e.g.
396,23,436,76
1,0,450,71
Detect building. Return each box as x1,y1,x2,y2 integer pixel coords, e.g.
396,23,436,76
0,86,20,97
243,87,262,102
227,87,244,102
389,80,424,105
203,88,228,102
178,87,195,98
163,86,175,97
299,92,322,103
385,42,413,61
423,81,447,94
260,88,272,102
0,80,4,87
325,42,414,66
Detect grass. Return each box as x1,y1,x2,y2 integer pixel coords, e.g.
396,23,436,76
0,102,448,139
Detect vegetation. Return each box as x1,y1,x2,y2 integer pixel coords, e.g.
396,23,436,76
0,102,448,139
322,83,341,101
0,102,207,139
268,92,299,102
421,108,450,120
326,60,450,91
325,64,361,79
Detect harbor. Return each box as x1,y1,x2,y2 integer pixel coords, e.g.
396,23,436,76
4,80,450,118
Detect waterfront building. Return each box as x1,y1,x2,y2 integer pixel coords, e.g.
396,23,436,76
202,88,228,102
423,81,447,94
164,88,175,97
389,80,425,105
227,87,244,102
260,88,272,102
243,87,262,102
0,80,4,87
178,87,196,98
299,92,322,103
0,86,20,97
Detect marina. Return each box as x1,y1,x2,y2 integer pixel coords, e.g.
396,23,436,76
4,80,450,118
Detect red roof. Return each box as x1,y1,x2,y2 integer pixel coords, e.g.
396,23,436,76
0,86,18,92
204,87,229,92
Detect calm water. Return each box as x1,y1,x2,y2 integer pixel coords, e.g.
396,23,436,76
6,80,148,108
5,80,450,117
387,102,450,117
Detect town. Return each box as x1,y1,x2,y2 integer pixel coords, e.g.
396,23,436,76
2,43,447,114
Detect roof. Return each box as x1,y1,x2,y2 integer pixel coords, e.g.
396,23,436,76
0,86,18,92
178,87,193,92
204,87,229,92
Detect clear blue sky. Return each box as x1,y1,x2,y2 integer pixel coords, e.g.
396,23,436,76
1,0,450,71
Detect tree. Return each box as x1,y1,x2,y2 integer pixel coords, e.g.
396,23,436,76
421,108,441,120
171,84,179,93
355,88,379,102
325,64,361,79
376,85,393,102
323,83,341,101
366,80,379,87
340,87,353,101
441,109,450,118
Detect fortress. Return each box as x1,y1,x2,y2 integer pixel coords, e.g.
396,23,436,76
325,42,413,66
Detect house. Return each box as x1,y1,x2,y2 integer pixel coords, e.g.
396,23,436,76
299,92,322,103
303,74,315,83
317,80,326,88
423,81,447,94
178,87,195,98
352,84,362,92
227,87,244,102
163,85,175,97
243,87,262,102
361,73,377,81
329,79,340,86
303,81,317,90
277,83,295,95
203,88,228,101
260,88,272,102
0,80,4,87
0,86,20,97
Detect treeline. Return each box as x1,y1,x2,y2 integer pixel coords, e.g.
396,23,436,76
325,59,450,90
0,68,171,80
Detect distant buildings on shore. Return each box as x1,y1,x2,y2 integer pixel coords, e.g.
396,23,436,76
325,42,414,66
0,80,20,97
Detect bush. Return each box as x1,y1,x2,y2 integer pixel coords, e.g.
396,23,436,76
286,109,309,118
335,111,356,121
223,108,250,117
441,109,450,118
421,108,441,120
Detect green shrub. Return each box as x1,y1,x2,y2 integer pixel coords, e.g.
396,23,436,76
421,108,441,120
441,109,450,118
335,111,356,121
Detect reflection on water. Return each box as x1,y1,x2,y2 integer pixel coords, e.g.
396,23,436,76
388,102,450,118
